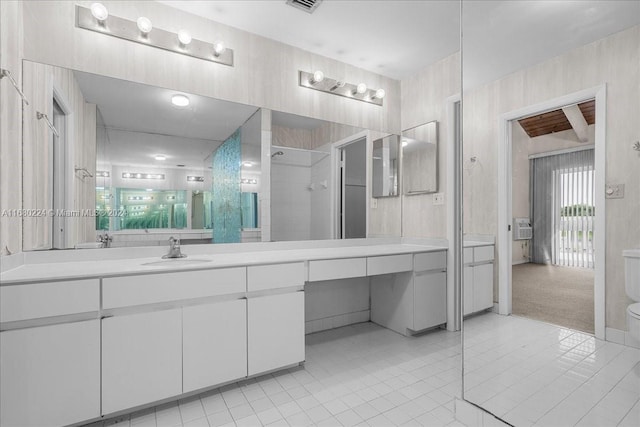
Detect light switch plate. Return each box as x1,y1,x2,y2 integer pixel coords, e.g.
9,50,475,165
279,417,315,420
433,192,444,205
605,184,624,199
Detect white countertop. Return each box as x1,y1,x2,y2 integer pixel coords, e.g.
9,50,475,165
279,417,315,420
0,243,446,284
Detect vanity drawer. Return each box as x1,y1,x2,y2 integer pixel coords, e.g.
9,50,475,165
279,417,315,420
414,251,447,272
308,258,367,282
1,279,99,323
474,246,495,263
247,262,305,292
103,268,246,309
367,254,413,276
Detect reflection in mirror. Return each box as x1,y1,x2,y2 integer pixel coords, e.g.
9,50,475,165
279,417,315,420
270,111,364,242
372,135,400,198
462,2,640,425
402,121,438,195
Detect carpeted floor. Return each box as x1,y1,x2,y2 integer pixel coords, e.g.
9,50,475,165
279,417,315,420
512,263,594,334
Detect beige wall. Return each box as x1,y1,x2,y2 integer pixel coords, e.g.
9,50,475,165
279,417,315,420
464,25,640,330
0,1,24,255
511,124,596,264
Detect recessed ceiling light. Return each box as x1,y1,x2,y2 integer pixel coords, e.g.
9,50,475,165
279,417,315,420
146,189,153,192
243,161,253,167
155,155,166,161
171,94,189,107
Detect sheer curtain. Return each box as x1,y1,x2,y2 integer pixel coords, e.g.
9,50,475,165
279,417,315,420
530,148,595,268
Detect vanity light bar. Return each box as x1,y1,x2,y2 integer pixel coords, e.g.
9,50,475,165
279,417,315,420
122,172,165,180
241,178,258,184
96,171,110,178
298,70,384,106
187,176,205,182
76,5,234,67
166,196,176,201
127,196,154,201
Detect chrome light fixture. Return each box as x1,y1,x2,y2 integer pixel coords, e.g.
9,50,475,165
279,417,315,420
76,5,234,66
298,70,385,106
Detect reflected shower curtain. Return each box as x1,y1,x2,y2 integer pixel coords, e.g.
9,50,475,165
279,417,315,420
530,148,594,268
212,129,242,243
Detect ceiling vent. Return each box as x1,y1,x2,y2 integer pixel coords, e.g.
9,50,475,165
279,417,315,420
286,0,323,14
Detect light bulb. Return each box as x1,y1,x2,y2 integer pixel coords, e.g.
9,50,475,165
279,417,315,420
311,70,324,84
171,94,189,107
136,17,152,34
90,3,109,22
213,41,226,56
177,29,192,45
374,89,386,99
355,83,367,95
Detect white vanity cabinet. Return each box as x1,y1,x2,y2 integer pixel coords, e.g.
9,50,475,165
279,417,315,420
183,299,247,393
247,262,305,376
463,245,495,316
0,320,101,427
371,251,447,336
102,309,182,414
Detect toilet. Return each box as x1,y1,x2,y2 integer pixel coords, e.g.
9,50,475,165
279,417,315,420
624,248,640,347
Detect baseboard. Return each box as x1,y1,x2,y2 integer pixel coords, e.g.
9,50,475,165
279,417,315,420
511,259,530,265
606,327,640,348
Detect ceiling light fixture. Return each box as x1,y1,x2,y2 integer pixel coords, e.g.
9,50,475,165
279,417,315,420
136,17,153,35
213,41,226,57
171,94,189,107
154,155,167,161
243,161,253,167
90,3,108,22
298,71,384,106
76,6,234,66
177,29,192,46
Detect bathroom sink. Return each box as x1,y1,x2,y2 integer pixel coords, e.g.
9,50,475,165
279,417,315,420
142,258,211,267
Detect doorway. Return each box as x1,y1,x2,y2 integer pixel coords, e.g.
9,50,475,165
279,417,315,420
336,136,367,239
498,86,606,339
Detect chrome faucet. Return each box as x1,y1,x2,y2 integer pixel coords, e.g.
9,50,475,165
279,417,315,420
97,232,112,248
163,236,186,259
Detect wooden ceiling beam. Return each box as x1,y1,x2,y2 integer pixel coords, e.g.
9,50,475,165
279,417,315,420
562,104,589,142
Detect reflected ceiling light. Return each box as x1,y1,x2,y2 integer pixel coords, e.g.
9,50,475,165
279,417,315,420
373,89,386,99
402,139,409,147
90,3,108,22
213,41,226,56
146,188,153,192
354,83,367,95
154,155,167,161
187,175,205,182
243,161,253,167
310,70,324,84
177,29,192,46
136,17,153,34
171,94,189,107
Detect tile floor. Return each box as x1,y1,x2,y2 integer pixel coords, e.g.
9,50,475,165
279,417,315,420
89,322,464,427
464,313,640,427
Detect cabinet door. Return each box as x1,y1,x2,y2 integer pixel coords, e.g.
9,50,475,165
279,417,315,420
413,271,447,331
1,320,100,427
473,263,494,312
102,309,182,415
183,300,247,393
248,292,305,376
463,265,474,316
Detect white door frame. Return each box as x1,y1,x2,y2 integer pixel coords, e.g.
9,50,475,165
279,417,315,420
497,85,606,339
446,94,461,332
330,130,370,239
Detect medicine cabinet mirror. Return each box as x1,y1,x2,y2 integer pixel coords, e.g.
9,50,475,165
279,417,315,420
402,121,438,195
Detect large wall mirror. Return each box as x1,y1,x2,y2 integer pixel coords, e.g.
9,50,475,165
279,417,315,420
461,2,639,425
